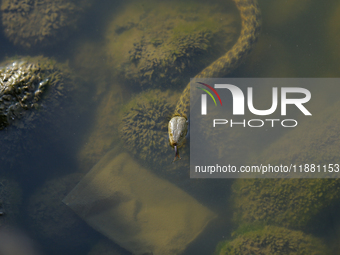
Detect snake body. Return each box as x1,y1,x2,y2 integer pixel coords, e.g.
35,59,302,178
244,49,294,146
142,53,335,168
168,0,261,160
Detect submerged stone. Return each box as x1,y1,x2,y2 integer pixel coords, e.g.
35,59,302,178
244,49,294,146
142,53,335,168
1,0,92,48
105,0,238,89
232,178,340,230
0,56,78,168
119,89,189,172
216,225,329,255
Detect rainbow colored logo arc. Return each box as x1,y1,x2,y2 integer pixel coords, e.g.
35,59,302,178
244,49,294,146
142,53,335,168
196,82,222,106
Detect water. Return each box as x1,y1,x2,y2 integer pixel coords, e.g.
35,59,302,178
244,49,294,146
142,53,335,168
0,0,339,254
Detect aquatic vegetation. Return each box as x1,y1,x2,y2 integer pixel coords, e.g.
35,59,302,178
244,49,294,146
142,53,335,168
232,178,340,229
119,89,189,172
0,178,21,227
105,0,238,89
1,0,91,48
27,173,93,250
216,225,329,255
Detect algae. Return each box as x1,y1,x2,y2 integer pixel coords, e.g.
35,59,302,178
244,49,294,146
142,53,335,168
0,56,78,167
216,225,329,255
119,89,189,172
105,0,238,89
232,178,340,229
1,0,92,48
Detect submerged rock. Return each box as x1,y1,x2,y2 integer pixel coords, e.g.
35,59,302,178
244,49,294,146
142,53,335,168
119,89,189,172
0,56,74,129
216,225,329,255
105,0,238,89
1,0,92,48
0,60,50,129
232,178,340,230
0,56,78,168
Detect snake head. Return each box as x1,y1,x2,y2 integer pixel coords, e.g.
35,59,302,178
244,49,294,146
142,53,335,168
168,116,188,161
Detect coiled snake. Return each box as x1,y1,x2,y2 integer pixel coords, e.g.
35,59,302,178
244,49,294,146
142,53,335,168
168,0,261,161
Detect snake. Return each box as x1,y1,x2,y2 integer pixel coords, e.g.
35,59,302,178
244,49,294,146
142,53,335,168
168,0,261,161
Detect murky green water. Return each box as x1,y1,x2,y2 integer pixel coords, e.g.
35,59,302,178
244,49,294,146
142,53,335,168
0,0,340,254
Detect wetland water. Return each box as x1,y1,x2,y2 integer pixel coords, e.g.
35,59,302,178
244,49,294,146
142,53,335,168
0,0,340,254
